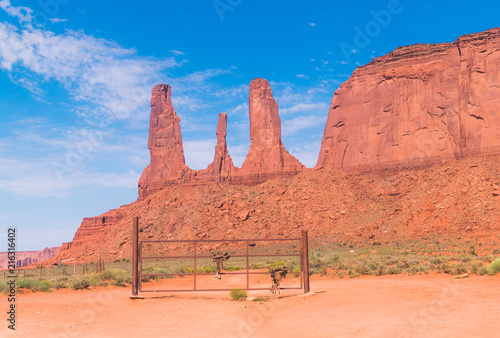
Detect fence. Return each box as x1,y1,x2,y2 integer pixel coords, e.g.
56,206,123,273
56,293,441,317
131,217,310,295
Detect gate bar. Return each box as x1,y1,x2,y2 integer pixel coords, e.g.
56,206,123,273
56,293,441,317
132,217,139,296
301,230,310,293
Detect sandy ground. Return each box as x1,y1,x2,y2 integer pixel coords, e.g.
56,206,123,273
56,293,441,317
2,274,500,337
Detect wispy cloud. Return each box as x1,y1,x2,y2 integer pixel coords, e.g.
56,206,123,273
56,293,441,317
296,74,310,79
49,18,68,23
170,50,185,55
281,102,329,115
309,23,316,28
282,115,326,136
0,22,179,121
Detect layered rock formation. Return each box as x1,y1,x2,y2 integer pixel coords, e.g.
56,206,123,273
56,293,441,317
16,246,61,268
237,78,304,182
138,79,303,198
317,28,500,170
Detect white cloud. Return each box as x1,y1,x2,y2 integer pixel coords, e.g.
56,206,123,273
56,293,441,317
282,115,326,136
281,102,329,115
227,143,249,167
170,50,185,55
0,0,32,23
49,18,68,23
0,156,140,198
296,74,310,79
309,23,316,27
286,141,322,168
0,22,179,122
229,102,248,117
183,139,216,170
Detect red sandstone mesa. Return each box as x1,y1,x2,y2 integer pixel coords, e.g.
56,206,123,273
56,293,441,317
317,28,500,170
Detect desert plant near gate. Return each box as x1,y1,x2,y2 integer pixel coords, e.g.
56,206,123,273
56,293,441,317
487,258,500,275
230,288,247,301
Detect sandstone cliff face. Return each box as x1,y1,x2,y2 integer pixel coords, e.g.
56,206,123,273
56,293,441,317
138,84,192,198
317,28,500,170
237,78,304,181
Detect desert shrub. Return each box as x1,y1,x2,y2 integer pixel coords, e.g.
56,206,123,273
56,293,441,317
52,277,70,289
203,265,217,273
230,288,247,301
309,254,329,276
40,281,52,292
254,296,268,302
470,261,487,275
440,263,452,274
452,263,468,275
386,266,401,275
487,258,500,275
270,260,286,269
72,278,90,290
0,280,9,294
100,269,131,287
348,270,360,278
460,256,471,263
17,278,42,291
430,258,442,265
384,258,399,266
354,263,370,275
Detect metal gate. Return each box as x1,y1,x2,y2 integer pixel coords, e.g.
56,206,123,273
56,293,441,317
131,217,310,295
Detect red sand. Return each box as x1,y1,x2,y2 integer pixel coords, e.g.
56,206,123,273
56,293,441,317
3,274,499,337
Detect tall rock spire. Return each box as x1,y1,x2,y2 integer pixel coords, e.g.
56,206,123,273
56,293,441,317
205,112,237,181
238,78,304,181
138,84,191,198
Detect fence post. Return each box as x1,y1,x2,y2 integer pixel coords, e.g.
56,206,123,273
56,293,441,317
132,217,139,296
301,230,310,293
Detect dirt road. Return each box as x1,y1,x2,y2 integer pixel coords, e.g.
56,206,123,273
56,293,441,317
2,274,499,337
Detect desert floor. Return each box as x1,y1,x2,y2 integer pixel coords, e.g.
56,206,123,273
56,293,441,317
2,273,499,337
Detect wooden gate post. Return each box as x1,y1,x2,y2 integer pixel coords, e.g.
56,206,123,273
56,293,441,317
132,217,139,296
301,230,310,293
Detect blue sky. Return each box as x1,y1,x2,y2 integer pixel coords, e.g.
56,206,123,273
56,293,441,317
0,0,499,250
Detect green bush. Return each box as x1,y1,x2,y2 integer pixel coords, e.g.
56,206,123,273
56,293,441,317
0,280,9,294
40,281,52,292
17,278,41,291
72,278,91,290
99,269,132,286
487,258,500,275
203,266,217,273
52,277,70,289
230,288,247,301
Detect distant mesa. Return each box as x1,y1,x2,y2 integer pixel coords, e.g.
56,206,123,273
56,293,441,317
138,78,304,199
